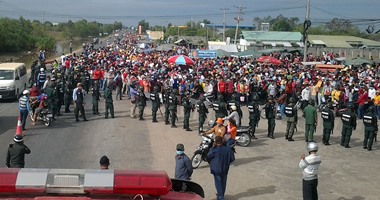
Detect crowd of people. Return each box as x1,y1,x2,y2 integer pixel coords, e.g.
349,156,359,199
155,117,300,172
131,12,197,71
15,32,380,199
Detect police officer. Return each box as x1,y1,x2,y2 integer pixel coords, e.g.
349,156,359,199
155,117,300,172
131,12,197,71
164,88,171,125
183,93,193,131
45,81,57,120
92,80,101,115
169,89,179,128
228,94,243,123
247,95,260,139
285,97,298,141
341,104,357,148
150,86,160,123
197,96,208,133
264,96,276,139
303,100,317,142
363,106,377,151
56,77,65,116
213,95,228,120
138,86,147,120
65,79,74,113
37,68,46,89
321,103,335,145
6,135,31,168
104,83,114,119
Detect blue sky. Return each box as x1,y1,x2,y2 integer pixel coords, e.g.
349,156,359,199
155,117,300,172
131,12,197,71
0,0,379,27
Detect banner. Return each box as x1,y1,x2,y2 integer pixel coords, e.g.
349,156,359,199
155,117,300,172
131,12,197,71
191,50,217,59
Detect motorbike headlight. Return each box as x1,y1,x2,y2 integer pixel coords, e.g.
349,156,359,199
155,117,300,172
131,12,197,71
6,85,15,90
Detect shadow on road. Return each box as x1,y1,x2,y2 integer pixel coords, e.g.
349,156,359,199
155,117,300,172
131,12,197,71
336,196,366,200
224,185,276,199
0,116,17,135
232,156,272,166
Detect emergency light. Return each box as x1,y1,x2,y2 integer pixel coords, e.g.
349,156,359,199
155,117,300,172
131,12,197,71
0,168,172,197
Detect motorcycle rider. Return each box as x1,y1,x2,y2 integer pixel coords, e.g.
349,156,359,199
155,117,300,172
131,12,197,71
247,95,260,139
31,92,48,125
363,106,377,151
169,89,179,128
321,103,335,145
183,92,193,131
213,95,228,120
227,93,243,124
150,86,160,123
340,103,357,148
264,96,276,139
197,96,208,133
285,97,298,142
223,105,240,127
202,118,226,139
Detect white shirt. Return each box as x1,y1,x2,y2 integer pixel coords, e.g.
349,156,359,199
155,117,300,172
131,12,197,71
301,88,310,101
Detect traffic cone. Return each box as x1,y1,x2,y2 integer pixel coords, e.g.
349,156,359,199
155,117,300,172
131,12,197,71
15,117,23,136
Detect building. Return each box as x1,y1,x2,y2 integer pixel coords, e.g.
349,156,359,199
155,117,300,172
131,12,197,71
240,31,303,48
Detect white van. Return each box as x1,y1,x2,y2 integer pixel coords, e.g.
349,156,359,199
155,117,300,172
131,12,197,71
0,63,28,100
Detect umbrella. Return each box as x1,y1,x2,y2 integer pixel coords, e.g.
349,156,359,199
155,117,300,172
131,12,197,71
345,57,374,66
256,56,282,65
168,55,195,66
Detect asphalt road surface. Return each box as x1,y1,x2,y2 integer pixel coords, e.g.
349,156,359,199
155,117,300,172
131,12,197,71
1,94,379,200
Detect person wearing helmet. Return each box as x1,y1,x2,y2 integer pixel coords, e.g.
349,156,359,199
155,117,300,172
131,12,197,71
363,106,377,151
303,99,317,142
182,93,193,131
138,86,147,120
321,103,335,145
227,93,243,123
19,90,31,131
223,105,240,127
196,96,208,133
6,135,31,168
163,88,171,124
150,86,160,123
264,96,276,139
247,95,260,139
37,67,46,89
299,142,321,200
168,89,179,127
284,97,298,141
340,103,357,148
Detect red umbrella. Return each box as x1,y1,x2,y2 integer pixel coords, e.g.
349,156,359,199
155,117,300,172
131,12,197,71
168,55,195,66
256,56,282,65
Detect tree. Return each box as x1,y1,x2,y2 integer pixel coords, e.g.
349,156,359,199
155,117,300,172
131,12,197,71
138,20,149,33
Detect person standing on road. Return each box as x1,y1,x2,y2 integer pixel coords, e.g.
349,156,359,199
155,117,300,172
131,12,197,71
92,80,101,115
65,79,74,113
303,100,317,142
114,71,123,100
129,82,138,118
321,103,335,145
341,104,357,148
150,86,160,123
174,143,193,180
248,95,260,139
197,96,208,133
285,97,298,141
73,83,88,122
104,84,114,119
182,93,193,131
138,86,147,120
264,96,276,139
99,155,110,170
207,136,235,200
6,135,31,168
164,88,171,125
19,90,31,131
299,142,321,200
363,106,377,151
55,77,65,116
169,89,179,128
213,96,228,120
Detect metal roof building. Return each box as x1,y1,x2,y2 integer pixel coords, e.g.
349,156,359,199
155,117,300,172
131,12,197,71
241,31,303,47
308,35,380,48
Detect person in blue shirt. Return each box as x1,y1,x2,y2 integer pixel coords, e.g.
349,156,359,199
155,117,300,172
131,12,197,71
19,90,31,131
174,143,193,180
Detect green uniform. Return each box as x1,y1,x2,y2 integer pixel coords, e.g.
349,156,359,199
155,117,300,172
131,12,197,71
65,81,73,113
321,108,334,145
168,93,178,127
248,100,260,139
341,110,357,148
45,85,57,118
363,112,377,151
92,85,101,114
213,100,228,119
150,92,160,122
56,80,65,115
6,142,31,168
183,97,192,131
197,100,208,132
264,102,276,138
164,92,170,124
285,103,298,140
104,88,114,118
303,105,317,142
138,91,147,120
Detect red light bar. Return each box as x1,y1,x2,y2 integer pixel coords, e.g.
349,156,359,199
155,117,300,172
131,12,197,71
0,168,20,193
114,170,172,196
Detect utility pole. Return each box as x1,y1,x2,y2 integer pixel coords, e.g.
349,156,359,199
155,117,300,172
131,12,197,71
234,5,245,44
221,8,229,42
303,0,310,62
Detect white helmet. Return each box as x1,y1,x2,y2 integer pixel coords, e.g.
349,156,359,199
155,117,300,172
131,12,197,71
22,90,30,95
231,105,237,111
40,68,45,72
307,142,318,152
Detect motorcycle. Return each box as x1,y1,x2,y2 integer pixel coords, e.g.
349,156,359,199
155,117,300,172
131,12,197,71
29,108,52,127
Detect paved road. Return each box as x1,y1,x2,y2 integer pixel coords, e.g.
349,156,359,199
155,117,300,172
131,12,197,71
0,94,379,200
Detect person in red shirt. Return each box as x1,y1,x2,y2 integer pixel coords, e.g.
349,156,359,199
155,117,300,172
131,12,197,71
356,89,368,119
226,79,234,102
218,78,226,101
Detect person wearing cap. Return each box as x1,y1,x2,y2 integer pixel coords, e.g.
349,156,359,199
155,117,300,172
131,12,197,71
202,118,226,139
174,143,193,180
299,142,321,200
19,90,31,131
73,83,88,122
207,136,235,200
6,135,31,168
99,155,110,170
